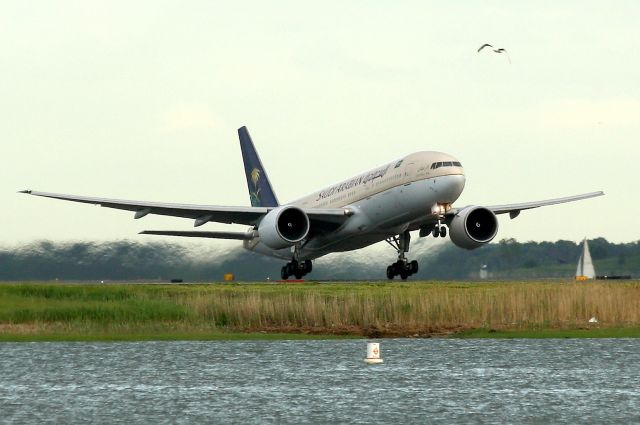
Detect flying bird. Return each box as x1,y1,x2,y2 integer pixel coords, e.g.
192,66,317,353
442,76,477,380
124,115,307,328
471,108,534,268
477,43,511,64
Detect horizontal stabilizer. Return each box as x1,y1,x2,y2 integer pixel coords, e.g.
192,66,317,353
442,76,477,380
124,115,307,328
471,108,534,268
139,230,254,240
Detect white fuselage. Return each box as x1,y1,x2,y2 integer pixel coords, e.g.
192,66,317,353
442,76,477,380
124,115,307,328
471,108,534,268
244,151,466,260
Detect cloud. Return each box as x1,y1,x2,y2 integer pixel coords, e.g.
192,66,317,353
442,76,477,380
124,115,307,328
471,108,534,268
537,98,640,129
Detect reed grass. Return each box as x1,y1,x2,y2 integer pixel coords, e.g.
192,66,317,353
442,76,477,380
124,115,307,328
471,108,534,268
177,281,640,333
1,280,640,340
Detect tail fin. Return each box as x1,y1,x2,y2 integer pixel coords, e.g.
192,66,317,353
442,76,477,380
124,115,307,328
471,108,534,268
238,126,279,207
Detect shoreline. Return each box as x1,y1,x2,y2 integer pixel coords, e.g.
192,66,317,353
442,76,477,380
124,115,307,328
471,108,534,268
3,327,640,342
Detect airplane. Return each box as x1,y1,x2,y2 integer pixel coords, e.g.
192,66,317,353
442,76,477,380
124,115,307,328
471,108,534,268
21,126,604,280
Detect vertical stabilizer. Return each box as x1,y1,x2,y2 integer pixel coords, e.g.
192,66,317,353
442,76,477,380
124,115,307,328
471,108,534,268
238,126,279,207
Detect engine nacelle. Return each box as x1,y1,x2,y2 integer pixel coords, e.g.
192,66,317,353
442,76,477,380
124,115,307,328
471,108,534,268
258,206,310,250
449,206,498,249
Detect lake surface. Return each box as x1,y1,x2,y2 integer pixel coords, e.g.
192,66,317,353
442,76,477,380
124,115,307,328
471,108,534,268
1,339,639,424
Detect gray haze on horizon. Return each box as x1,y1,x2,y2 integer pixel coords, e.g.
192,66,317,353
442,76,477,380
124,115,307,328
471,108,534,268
2,1,639,251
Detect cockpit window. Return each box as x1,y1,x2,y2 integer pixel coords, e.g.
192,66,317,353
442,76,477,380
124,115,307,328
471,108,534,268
430,161,463,169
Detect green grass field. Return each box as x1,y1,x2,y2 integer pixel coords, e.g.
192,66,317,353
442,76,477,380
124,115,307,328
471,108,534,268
1,280,640,341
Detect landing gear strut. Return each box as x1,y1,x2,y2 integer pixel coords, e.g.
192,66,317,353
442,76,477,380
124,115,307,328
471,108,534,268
385,230,419,280
280,259,312,280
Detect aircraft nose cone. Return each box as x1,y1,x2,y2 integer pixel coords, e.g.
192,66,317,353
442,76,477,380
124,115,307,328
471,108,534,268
450,174,466,199
434,174,466,203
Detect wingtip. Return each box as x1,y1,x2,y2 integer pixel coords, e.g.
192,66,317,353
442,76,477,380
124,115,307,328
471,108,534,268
18,190,32,194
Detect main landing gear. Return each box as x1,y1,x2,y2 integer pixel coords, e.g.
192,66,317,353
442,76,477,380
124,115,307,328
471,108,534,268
280,259,312,280
385,230,419,280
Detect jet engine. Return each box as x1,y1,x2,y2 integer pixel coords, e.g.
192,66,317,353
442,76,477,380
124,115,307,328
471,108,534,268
258,206,310,250
448,206,498,249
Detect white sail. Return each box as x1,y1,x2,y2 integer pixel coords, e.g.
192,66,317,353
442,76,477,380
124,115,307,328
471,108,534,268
576,238,596,279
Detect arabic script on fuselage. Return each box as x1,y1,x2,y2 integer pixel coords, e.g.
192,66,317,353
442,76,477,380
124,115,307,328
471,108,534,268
315,165,391,202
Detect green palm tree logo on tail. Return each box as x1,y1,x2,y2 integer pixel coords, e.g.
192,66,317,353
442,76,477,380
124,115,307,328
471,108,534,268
250,168,261,206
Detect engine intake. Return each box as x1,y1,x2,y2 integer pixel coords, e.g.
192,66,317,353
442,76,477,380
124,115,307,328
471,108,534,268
449,206,498,249
258,206,310,250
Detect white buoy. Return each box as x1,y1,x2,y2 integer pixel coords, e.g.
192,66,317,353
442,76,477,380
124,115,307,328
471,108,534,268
364,342,383,364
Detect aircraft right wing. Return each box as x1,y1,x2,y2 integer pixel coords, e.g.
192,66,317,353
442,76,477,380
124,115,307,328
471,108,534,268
20,190,268,225
139,230,256,240
20,190,352,230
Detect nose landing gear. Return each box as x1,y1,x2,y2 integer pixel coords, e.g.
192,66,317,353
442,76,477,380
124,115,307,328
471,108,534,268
385,231,419,280
431,220,447,238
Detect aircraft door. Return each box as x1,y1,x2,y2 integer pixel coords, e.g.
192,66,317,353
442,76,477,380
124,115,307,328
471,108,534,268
403,162,416,181
396,161,428,215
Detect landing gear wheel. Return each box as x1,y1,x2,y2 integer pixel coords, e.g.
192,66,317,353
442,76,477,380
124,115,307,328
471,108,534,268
410,260,419,274
282,258,312,280
432,227,439,238
384,230,419,280
439,226,447,238
386,266,395,280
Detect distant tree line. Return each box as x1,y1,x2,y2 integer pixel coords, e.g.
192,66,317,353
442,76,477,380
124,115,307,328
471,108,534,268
420,238,640,280
0,238,638,281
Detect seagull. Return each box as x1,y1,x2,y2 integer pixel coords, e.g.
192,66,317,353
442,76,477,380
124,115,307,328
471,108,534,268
477,43,511,64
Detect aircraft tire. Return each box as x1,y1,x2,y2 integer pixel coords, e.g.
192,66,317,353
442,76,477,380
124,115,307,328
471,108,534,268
440,226,447,238
386,266,395,279
411,260,419,274
281,266,289,280
432,228,439,238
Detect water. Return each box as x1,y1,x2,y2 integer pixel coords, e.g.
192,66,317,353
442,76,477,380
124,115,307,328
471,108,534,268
1,339,640,424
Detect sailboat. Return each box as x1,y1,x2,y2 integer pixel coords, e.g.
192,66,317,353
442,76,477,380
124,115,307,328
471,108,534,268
575,238,596,280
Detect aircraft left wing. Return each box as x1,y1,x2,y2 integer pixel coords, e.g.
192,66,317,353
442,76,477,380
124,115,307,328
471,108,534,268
19,190,351,229
448,191,604,219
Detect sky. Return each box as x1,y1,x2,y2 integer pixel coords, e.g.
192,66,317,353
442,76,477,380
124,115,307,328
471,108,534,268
2,1,639,248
